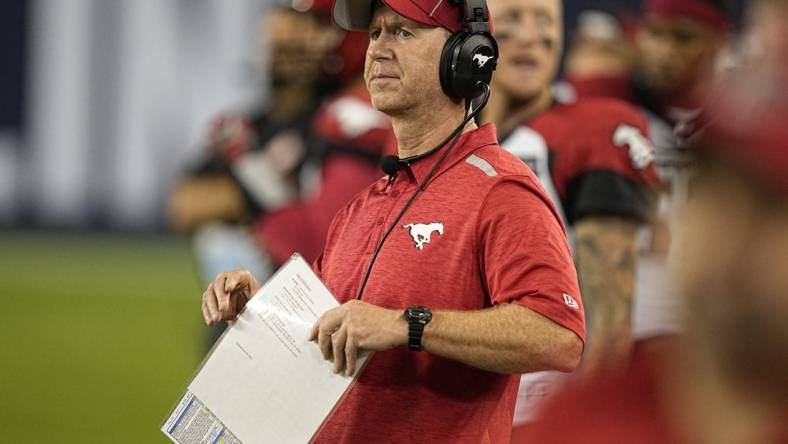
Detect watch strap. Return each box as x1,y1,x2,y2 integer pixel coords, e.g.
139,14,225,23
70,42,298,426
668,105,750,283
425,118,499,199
408,321,426,351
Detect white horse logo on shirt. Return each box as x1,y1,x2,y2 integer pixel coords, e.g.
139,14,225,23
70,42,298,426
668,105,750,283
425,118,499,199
403,222,444,250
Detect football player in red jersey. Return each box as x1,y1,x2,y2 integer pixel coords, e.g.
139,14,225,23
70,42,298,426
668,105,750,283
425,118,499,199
520,3,788,440
252,83,392,267
482,0,661,432
168,5,348,234
168,3,390,273
568,1,734,360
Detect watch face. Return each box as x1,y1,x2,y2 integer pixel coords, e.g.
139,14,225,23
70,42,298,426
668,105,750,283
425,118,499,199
407,307,432,322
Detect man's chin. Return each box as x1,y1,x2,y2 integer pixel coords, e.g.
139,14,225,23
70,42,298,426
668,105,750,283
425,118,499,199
370,93,406,115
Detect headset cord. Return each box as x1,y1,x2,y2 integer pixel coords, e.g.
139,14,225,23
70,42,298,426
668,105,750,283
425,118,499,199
355,84,491,300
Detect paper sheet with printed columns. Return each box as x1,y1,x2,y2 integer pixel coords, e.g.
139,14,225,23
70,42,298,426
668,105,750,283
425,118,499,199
163,254,369,444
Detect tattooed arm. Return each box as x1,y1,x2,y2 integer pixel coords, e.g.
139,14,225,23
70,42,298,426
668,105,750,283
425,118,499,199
574,216,638,375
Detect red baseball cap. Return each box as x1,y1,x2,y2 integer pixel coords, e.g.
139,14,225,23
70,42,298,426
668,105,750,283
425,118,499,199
333,0,463,33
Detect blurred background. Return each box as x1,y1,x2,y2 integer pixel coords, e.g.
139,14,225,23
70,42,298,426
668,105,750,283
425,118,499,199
0,0,752,442
1,2,269,442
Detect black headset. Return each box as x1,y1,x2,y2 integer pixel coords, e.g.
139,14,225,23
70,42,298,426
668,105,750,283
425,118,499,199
439,0,498,100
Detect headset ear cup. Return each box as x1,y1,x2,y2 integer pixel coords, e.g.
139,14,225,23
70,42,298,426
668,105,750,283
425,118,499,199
440,32,498,100
439,32,469,99
455,33,497,98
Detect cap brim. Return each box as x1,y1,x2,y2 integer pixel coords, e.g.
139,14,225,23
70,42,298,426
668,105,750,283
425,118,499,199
333,0,375,31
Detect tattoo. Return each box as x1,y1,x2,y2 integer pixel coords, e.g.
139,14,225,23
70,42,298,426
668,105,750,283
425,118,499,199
574,216,638,375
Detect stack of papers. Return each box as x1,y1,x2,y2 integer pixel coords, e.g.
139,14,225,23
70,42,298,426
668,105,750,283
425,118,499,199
162,254,368,443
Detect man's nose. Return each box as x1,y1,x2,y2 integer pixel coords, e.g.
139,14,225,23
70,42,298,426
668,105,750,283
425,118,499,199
367,33,394,60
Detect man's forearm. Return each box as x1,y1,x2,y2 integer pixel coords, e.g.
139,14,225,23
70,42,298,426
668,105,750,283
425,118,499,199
421,304,582,374
574,216,638,375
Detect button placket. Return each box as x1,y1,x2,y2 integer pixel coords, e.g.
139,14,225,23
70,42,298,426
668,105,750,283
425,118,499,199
368,195,397,253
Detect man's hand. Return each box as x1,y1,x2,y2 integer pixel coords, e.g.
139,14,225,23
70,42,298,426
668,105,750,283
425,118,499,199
309,300,407,376
201,269,262,326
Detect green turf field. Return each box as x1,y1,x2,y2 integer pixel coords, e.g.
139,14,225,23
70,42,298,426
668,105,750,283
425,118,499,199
0,231,208,443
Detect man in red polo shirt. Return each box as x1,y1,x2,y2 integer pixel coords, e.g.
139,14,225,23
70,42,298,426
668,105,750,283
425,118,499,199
200,0,585,441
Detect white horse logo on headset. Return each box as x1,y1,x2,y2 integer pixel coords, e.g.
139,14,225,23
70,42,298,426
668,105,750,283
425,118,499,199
403,222,444,250
473,53,493,68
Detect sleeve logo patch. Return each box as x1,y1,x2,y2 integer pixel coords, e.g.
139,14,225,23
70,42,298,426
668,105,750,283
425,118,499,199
563,293,580,310
613,124,656,170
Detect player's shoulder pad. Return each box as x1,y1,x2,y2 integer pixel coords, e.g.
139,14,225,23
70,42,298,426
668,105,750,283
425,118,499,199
313,84,391,152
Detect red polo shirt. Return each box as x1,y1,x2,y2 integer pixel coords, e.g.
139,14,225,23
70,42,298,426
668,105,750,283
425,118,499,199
312,124,584,443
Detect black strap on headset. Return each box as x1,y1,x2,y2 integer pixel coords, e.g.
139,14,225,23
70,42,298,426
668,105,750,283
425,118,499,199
456,0,491,33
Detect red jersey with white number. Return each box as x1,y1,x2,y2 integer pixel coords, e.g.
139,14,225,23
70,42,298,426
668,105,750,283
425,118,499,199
312,124,584,444
500,97,660,426
569,78,699,341
500,97,659,228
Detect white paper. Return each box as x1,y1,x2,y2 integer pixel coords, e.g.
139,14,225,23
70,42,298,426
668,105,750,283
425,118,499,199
162,254,367,444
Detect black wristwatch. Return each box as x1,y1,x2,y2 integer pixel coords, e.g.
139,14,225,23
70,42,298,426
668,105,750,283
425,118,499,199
404,306,432,352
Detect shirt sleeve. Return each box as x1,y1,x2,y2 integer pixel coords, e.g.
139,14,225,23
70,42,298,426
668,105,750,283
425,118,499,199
477,178,586,343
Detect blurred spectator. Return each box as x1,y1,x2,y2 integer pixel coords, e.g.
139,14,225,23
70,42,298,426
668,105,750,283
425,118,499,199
168,2,391,345
168,5,344,235
252,83,391,267
567,0,735,362
634,0,731,104
516,2,788,442
561,5,638,101
630,0,734,350
483,0,659,435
